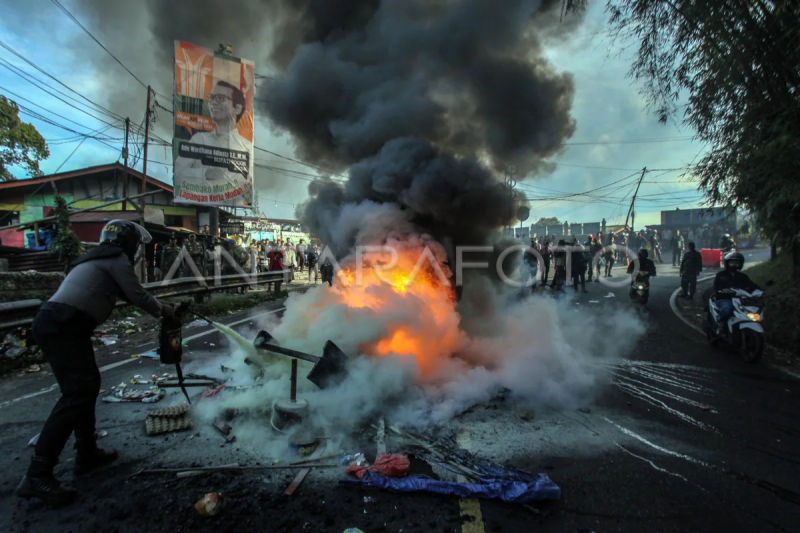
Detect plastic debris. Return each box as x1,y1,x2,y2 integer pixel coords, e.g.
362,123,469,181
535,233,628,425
3,345,28,358
345,453,410,480
363,496,375,503
125,329,136,335
133,351,159,359
187,319,210,329
100,335,118,346
195,493,224,517
26,364,42,373
28,433,40,447
604,292,615,298
102,388,165,403
201,385,226,399
341,468,561,503
342,453,368,467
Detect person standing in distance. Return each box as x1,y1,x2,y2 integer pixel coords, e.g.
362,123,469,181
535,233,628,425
17,220,174,505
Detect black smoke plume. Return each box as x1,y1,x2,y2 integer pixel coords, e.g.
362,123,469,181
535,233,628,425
55,0,580,250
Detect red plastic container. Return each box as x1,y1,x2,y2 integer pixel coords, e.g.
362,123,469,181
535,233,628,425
700,248,723,268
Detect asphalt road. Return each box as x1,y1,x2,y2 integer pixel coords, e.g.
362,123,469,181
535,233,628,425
1,246,798,533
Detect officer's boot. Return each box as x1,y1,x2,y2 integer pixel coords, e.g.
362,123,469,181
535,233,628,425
16,455,77,506
74,435,118,475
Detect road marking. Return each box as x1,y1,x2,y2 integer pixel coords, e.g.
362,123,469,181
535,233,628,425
1,307,286,407
456,430,485,533
182,307,285,343
0,384,59,409
668,271,800,380
668,276,715,335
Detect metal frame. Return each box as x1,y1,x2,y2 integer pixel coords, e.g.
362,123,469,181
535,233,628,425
0,271,289,332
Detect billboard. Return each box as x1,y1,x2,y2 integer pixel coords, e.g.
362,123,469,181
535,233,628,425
173,41,255,208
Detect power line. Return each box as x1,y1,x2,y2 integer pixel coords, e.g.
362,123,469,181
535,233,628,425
563,136,694,146
49,0,153,95
0,40,124,122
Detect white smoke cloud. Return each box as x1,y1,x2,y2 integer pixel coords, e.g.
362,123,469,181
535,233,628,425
189,269,646,446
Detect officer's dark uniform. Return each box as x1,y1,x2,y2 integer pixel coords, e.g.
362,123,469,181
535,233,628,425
17,220,171,505
160,237,181,278
185,234,205,276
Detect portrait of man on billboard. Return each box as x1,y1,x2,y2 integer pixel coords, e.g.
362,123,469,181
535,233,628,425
174,79,252,186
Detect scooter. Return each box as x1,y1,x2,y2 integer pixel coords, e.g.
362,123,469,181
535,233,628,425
706,288,765,363
629,270,652,306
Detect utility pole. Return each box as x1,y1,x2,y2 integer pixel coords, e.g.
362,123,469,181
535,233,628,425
141,87,151,226
505,164,517,236
624,167,647,233
140,87,152,282
121,117,130,211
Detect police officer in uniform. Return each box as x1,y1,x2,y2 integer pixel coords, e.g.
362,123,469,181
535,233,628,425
16,220,174,505
185,233,205,276
160,233,181,278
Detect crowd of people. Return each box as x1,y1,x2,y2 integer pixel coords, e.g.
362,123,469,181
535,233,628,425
154,231,335,289
524,230,627,294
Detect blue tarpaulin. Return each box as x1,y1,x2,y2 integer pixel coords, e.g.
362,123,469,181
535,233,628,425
340,469,560,503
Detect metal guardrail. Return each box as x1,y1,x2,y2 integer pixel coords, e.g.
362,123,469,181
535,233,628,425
0,270,288,333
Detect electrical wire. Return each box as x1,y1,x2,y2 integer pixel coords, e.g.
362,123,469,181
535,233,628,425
48,0,171,101
0,41,124,122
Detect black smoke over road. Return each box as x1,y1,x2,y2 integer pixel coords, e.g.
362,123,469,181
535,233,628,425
267,0,580,251
59,0,580,249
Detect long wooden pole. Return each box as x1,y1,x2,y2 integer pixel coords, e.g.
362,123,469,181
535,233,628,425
140,87,152,282
141,87,151,226
121,117,130,212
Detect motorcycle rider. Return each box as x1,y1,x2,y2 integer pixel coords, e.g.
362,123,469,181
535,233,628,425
713,252,759,328
627,248,657,295
17,220,174,505
720,233,736,252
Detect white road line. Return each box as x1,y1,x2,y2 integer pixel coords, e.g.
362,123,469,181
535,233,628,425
182,307,285,343
0,384,59,409
668,275,715,335
2,307,286,407
668,270,800,380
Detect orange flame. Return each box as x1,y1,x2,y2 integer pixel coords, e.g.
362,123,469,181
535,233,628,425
330,243,467,378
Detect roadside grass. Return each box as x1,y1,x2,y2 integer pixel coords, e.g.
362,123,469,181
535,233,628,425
746,252,799,351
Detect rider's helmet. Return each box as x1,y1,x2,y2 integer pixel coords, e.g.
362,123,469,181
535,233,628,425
722,233,731,239
723,252,744,272
100,220,152,263
638,248,648,260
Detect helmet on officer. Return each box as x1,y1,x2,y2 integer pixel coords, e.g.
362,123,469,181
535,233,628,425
638,248,648,260
723,252,744,272
100,220,152,263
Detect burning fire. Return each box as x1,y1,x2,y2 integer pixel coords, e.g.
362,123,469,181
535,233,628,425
329,239,468,378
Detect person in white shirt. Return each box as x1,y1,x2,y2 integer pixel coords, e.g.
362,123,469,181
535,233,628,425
174,81,252,189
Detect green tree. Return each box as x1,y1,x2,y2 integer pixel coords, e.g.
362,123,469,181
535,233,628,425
536,217,562,226
0,96,49,182
50,196,82,271
604,1,800,271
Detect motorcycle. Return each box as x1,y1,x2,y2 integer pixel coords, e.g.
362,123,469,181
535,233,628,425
706,288,765,363
629,270,652,306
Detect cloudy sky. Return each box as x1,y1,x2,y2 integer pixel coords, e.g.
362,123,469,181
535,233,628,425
0,0,707,227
